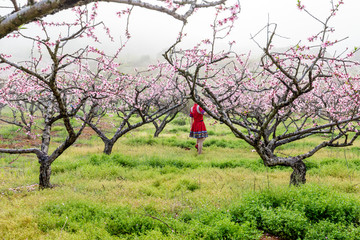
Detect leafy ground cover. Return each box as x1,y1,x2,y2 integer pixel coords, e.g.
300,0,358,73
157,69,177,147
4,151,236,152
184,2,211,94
1,114,360,239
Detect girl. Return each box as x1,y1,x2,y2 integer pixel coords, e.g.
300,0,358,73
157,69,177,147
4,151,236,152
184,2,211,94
189,103,208,154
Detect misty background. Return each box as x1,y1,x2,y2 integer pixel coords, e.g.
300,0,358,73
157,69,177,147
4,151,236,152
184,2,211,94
1,0,360,72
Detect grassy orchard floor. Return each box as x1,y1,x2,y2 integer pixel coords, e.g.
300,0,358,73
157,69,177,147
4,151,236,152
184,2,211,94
1,116,360,239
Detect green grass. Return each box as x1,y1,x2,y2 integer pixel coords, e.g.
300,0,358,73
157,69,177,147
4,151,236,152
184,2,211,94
1,114,360,239
0,125,23,139
230,185,360,239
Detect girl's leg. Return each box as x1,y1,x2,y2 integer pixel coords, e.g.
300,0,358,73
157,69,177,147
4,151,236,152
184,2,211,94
195,139,199,149
197,138,205,154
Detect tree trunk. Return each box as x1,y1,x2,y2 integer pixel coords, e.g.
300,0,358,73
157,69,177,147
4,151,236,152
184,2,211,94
154,127,163,137
290,161,306,186
103,141,115,155
153,121,160,138
39,160,52,189
153,120,167,137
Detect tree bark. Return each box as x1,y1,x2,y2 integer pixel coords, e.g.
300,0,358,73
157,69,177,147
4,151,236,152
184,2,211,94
154,128,162,137
153,121,166,137
103,141,115,155
39,157,52,189
290,161,306,186
0,0,225,39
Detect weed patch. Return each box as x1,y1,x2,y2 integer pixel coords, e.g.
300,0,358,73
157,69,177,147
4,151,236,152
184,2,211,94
210,158,264,171
37,200,262,239
230,185,360,239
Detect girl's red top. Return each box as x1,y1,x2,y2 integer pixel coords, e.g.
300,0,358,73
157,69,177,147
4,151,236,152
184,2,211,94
189,104,207,136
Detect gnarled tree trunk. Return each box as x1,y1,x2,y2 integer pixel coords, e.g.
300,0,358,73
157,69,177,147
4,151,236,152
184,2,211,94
103,140,115,155
39,156,52,189
153,121,166,137
290,161,306,186
257,146,307,186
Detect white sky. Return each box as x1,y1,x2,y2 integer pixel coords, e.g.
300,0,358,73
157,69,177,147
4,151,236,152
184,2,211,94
113,0,360,59
1,0,360,63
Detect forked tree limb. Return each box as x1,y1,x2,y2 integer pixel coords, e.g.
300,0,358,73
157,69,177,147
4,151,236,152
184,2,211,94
0,0,226,39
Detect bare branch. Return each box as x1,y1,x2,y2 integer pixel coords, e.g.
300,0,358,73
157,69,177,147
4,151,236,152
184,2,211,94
0,0,226,39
